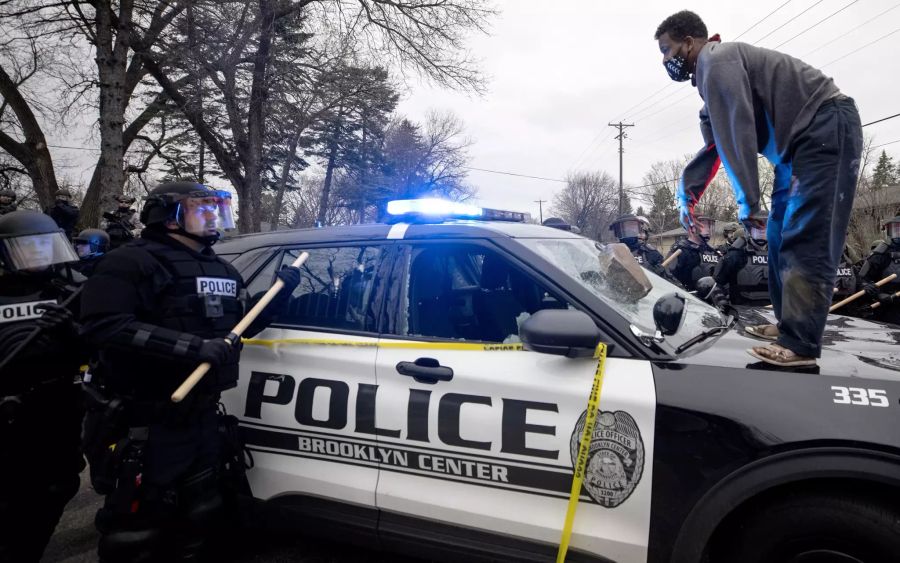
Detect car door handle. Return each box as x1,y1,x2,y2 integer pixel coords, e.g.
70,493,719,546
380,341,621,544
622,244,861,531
395,358,454,384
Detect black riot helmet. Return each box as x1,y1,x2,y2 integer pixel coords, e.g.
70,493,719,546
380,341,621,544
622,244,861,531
140,181,236,245
55,188,73,203
74,228,110,259
884,215,900,246
610,214,650,244
0,189,15,204
0,210,79,272
114,194,136,207
722,222,739,243
542,217,580,234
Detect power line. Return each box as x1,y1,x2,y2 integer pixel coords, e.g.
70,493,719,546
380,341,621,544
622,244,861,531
801,2,900,58
463,166,566,183
772,0,859,49
821,26,900,68
752,0,828,45
872,139,900,150
734,0,796,40
862,113,900,128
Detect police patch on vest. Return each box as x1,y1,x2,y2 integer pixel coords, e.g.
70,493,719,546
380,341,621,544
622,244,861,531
0,300,56,324
836,267,853,277
569,410,644,508
751,255,768,265
634,255,644,264
196,277,237,296
701,254,719,264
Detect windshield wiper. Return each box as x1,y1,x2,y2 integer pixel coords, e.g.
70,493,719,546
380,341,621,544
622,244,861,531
674,324,730,355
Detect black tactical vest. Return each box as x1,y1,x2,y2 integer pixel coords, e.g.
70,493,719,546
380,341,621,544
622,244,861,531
0,274,82,395
693,245,720,285
134,238,245,338
834,262,856,299
733,240,770,304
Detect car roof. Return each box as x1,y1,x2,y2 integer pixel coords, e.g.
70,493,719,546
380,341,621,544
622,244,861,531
216,221,582,253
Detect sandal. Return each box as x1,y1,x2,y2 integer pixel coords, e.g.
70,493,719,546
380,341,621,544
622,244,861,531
745,324,779,341
747,343,816,367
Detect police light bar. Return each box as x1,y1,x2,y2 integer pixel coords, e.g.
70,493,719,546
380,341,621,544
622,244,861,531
385,198,527,223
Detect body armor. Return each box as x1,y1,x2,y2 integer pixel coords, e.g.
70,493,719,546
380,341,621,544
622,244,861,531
730,238,770,305
0,272,84,480
94,237,246,402
833,262,857,300
669,239,720,290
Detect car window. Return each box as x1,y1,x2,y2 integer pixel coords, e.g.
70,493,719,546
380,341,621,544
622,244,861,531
273,246,383,332
398,244,570,343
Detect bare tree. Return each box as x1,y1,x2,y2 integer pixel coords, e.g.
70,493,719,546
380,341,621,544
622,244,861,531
0,34,60,206
551,171,619,241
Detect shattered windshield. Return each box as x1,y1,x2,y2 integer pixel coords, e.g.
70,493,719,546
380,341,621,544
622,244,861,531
523,237,725,352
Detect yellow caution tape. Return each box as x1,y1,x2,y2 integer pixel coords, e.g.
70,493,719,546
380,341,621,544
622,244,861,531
244,335,608,562
556,342,607,563
243,337,524,352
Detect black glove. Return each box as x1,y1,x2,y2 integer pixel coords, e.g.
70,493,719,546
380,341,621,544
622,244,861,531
862,282,880,300
196,338,240,366
33,302,75,334
877,292,897,306
708,286,730,311
275,265,302,292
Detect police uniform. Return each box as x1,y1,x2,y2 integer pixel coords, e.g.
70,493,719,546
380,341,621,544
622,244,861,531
105,206,138,250
0,211,85,562
74,228,110,278
79,182,299,561
626,240,671,280
666,238,720,291
44,190,80,241
858,241,900,325
713,236,770,306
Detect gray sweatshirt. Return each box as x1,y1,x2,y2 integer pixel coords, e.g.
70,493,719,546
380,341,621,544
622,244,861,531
678,41,841,222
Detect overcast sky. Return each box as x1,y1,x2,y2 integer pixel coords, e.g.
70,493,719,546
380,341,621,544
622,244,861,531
397,0,900,219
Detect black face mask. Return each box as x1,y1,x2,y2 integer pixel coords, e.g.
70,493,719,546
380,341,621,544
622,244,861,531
664,54,691,82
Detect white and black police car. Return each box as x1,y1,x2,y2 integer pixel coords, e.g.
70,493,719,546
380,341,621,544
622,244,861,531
215,199,900,563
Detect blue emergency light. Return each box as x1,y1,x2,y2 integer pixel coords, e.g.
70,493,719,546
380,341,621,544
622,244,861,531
385,198,528,223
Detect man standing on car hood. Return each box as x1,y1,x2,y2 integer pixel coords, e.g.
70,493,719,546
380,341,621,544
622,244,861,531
654,11,863,367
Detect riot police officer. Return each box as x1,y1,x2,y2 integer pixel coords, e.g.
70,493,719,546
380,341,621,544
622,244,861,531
103,194,139,249
665,215,720,291
0,210,85,562
44,188,80,240
714,218,770,306
609,214,668,278
0,189,17,215
716,222,739,255
79,181,301,561
73,228,110,277
858,215,900,325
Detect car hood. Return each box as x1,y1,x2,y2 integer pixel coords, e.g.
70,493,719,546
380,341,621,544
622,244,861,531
676,306,900,380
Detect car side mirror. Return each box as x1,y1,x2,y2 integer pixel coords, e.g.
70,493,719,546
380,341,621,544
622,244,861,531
653,292,686,336
520,309,602,358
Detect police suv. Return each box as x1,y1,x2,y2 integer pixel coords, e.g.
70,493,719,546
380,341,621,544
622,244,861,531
216,200,900,563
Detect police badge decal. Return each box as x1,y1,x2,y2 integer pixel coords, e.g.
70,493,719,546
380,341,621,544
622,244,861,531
569,410,644,508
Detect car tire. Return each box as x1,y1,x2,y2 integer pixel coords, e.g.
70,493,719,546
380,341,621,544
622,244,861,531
719,492,900,563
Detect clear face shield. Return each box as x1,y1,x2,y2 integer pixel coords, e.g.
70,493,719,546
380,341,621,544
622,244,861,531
887,221,900,241
750,224,767,242
695,218,714,241
613,219,642,241
178,191,235,238
1,232,79,271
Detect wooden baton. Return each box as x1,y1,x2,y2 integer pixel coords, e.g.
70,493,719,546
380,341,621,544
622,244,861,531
171,252,309,403
661,249,682,269
829,273,897,313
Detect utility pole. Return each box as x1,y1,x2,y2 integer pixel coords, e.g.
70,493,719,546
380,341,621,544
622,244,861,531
534,199,546,224
608,121,635,216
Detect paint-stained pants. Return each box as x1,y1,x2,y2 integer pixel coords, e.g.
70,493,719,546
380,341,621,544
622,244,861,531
768,97,863,357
